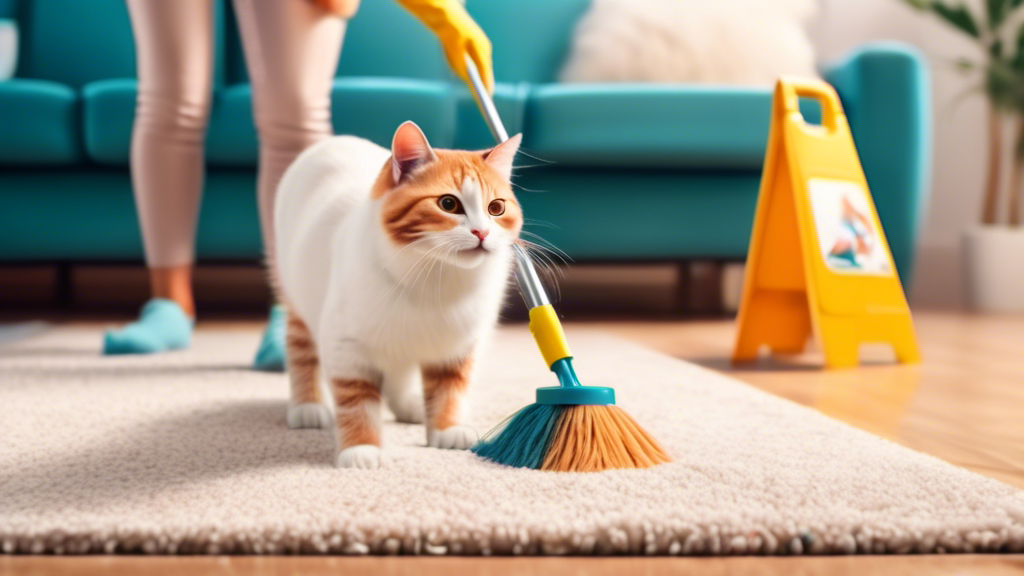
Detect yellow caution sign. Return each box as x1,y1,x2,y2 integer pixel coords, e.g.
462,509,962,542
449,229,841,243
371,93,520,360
733,77,920,369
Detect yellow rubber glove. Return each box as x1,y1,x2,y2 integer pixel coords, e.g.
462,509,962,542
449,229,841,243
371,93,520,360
394,0,494,93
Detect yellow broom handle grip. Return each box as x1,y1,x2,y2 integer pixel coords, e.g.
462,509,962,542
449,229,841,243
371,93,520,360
513,245,571,367
529,305,572,367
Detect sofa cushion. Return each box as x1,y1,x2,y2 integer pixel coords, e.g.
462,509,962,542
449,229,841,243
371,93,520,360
82,77,457,167
466,0,592,84
452,82,530,150
523,84,820,169
206,78,457,166
15,0,135,88
0,79,80,165
81,79,135,165
14,0,226,88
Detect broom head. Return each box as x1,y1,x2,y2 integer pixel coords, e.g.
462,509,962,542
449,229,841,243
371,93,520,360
472,403,670,472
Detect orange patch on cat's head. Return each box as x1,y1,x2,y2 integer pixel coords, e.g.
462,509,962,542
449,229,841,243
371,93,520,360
374,122,523,248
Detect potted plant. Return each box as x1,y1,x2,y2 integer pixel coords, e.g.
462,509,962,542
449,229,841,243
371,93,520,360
902,0,1024,311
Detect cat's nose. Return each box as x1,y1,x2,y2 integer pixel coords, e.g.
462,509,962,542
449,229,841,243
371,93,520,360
471,229,490,242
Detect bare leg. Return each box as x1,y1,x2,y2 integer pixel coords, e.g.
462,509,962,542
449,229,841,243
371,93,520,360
126,0,214,273
230,0,344,262
149,265,196,318
232,0,345,369
106,0,212,355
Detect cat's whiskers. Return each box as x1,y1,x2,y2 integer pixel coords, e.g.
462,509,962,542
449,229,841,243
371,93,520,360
401,240,463,341
378,235,435,276
519,231,573,265
371,240,433,329
404,242,448,298
436,241,463,329
371,241,446,345
518,239,566,302
369,235,438,329
522,218,560,230
511,148,554,165
402,241,446,334
374,236,444,306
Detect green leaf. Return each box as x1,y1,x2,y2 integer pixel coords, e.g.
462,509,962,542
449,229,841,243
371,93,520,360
987,0,1009,28
992,39,1005,57
900,0,934,9
1015,22,1024,70
1013,0,1024,8
954,57,980,71
932,2,981,37
986,60,1024,110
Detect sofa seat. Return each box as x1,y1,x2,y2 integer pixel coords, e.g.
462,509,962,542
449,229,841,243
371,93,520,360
522,84,821,170
0,79,81,165
82,77,458,166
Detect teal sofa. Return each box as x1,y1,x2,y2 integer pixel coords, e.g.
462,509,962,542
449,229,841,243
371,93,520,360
0,0,930,285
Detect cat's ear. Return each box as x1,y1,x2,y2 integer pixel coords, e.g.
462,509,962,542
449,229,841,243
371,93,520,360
391,121,437,184
483,133,522,181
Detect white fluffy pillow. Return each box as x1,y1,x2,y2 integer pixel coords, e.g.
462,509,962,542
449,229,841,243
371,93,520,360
560,0,818,86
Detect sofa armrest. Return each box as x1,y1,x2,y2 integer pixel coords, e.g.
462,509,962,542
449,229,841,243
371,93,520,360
0,19,15,80
823,42,931,286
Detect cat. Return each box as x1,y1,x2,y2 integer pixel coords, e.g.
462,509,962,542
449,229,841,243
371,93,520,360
272,121,523,469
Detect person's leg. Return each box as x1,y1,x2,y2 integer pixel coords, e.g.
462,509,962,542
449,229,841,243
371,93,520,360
233,0,345,370
105,0,215,355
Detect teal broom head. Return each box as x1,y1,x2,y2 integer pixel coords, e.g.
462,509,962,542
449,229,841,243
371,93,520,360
471,404,562,469
472,358,670,472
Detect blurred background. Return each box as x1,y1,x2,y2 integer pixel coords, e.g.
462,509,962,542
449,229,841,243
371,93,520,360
0,0,1016,318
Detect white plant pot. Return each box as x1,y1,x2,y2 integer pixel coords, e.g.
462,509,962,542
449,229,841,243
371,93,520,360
962,226,1024,312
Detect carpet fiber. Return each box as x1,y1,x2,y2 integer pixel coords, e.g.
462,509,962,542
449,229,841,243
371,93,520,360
1,326,1022,555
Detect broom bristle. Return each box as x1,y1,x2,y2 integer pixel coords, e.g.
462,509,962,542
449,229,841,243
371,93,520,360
542,405,670,472
472,404,670,472
471,404,562,469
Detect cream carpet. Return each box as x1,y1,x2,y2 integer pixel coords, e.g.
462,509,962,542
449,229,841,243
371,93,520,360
1,326,1022,556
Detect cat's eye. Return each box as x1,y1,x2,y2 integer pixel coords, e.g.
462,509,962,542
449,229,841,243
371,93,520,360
438,195,462,214
487,199,506,217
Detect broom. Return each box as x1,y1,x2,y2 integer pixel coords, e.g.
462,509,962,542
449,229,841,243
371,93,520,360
462,57,671,472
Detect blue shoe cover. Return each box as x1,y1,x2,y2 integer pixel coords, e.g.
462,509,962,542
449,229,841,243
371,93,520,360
253,305,287,372
103,298,193,355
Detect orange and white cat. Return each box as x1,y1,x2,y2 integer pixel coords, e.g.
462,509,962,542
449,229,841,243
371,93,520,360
272,121,523,469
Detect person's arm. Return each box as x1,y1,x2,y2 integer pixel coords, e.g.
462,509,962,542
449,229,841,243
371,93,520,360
393,0,494,93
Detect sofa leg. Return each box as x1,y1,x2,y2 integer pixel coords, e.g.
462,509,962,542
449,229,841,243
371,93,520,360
675,261,691,315
679,260,727,316
700,260,725,314
54,263,74,310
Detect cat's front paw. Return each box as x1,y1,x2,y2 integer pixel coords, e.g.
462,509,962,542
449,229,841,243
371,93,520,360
336,445,391,469
287,402,332,429
428,425,479,450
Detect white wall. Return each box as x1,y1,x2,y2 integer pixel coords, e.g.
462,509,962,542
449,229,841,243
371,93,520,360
810,0,988,308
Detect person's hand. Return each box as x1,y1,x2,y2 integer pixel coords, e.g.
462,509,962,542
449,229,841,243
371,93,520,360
312,0,361,19
395,0,494,93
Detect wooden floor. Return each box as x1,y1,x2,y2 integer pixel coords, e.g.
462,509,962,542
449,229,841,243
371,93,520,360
3,311,1023,575
591,312,1024,490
